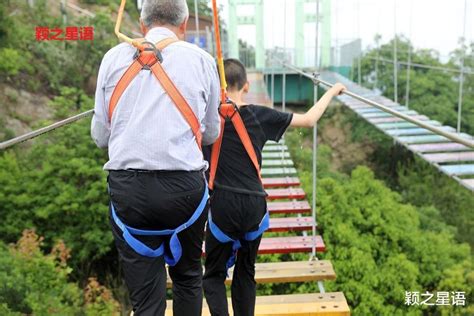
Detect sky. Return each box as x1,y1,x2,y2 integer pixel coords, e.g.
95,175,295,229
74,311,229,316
218,0,473,62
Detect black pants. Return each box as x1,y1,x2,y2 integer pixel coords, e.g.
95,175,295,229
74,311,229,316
108,170,208,316
203,189,267,316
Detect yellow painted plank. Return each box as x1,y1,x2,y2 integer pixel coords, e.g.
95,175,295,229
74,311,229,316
165,292,350,316
166,260,336,288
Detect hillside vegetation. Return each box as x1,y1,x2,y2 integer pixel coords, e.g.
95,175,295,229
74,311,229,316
0,1,472,315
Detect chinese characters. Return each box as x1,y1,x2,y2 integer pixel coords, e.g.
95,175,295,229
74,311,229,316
35,26,94,41
405,291,466,306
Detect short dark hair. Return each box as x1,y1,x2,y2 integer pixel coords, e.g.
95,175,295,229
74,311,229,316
224,59,247,91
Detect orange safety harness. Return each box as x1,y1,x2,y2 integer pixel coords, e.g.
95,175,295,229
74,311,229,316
208,0,262,190
109,1,208,264
108,38,202,150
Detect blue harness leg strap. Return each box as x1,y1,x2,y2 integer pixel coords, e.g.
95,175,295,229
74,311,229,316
111,184,209,266
208,211,269,270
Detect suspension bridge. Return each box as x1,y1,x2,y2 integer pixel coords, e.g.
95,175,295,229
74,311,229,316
1,0,473,315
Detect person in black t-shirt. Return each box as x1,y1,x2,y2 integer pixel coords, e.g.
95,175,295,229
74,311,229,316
203,59,346,316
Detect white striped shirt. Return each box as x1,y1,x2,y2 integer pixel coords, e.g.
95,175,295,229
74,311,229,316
91,27,220,171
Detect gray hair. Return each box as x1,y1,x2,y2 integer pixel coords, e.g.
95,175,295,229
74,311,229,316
141,0,189,28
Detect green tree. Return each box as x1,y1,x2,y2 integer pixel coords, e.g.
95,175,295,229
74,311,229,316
283,129,473,316
0,229,119,315
355,36,473,134
0,89,111,280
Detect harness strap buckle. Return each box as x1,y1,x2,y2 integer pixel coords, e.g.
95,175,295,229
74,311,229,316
218,101,239,120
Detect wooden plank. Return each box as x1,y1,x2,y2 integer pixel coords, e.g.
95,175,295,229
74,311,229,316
439,164,474,176
268,217,315,232
362,110,418,118
202,236,324,255
166,261,336,288
258,236,325,254
266,188,306,200
398,135,450,144
263,145,288,152
461,179,474,190
423,152,474,163
368,115,429,124
377,120,441,130
262,152,291,159
261,168,297,176
408,142,470,153
262,159,294,167
267,201,311,214
165,293,350,315
263,177,301,188
355,106,407,113
386,126,455,137
266,140,285,146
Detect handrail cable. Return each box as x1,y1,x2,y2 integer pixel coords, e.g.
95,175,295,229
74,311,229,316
0,110,94,150
367,56,474,75
273,59,474,149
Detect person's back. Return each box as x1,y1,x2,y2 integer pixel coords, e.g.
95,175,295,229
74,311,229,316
92,26,219,171
203,59,345,316
211,104,291,195
91,1,220,315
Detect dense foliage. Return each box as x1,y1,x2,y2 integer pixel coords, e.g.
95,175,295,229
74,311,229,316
0,88,111,279
354,36,474,134
0,1,472,315
0,229,119,315
285,128,473,316
0,0,117,94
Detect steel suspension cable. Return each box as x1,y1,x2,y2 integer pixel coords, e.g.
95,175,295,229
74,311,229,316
366,57,474,75
0,110,94,150
457,0,468,133
194,0,200,46
280,0,288,170
273,60,474,149
405,0,414,109
393,0,398,104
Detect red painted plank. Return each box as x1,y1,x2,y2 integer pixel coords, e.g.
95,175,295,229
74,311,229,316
409,142,470,153
267,201,311,214
462,179,474,190
258,236,326,254
262,177,301,188
423,152,474,163
202,236,325,255
266,188,306,200
267,217,315,232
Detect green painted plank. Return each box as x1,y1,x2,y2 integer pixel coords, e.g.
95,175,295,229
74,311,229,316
261,168,297,176
262,152,291,159
362,110,418,118
266,140,285,146
356,106,407,114
263,145,288,152
262,159,294,167
398,135,450,144
377,120,441,130
386,126,455,137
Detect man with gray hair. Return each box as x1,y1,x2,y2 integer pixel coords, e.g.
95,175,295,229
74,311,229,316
91,0,220,315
